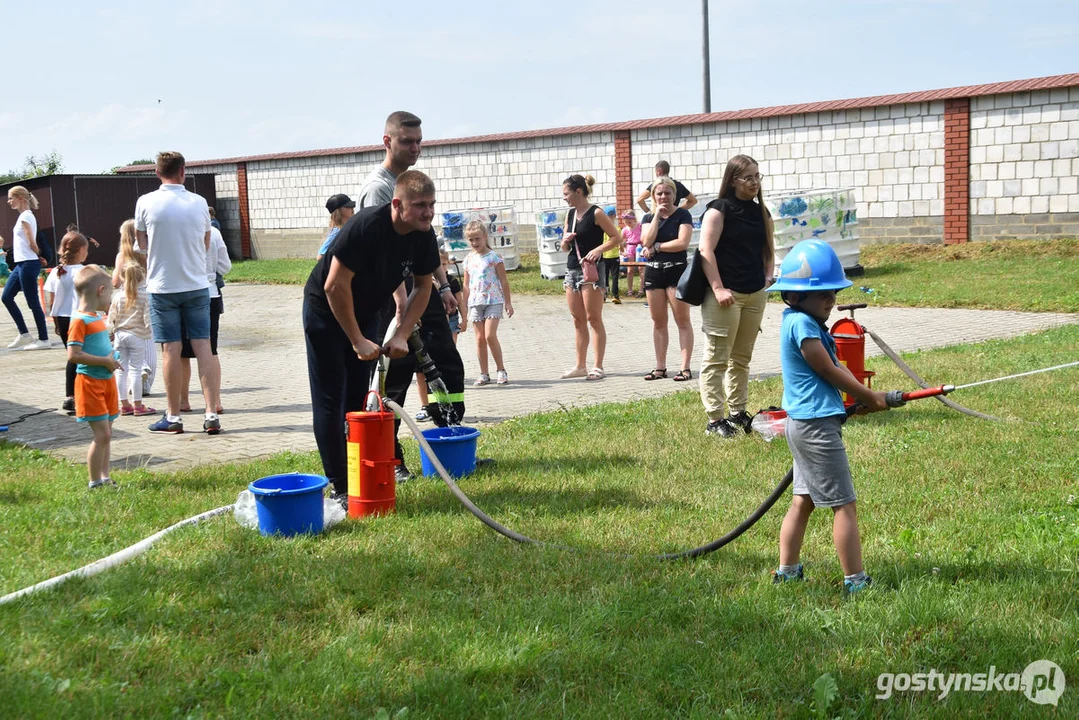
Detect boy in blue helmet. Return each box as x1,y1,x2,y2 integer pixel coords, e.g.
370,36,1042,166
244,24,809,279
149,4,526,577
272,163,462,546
768,240,889,595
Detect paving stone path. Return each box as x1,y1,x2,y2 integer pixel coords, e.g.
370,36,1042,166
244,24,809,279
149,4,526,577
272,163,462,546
1,284,1074,472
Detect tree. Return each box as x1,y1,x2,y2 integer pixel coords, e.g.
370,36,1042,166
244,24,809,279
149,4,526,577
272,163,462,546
0,151,64,184
108,158,154,174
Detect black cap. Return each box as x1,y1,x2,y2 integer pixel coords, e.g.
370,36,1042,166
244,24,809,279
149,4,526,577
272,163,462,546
326,194,356,213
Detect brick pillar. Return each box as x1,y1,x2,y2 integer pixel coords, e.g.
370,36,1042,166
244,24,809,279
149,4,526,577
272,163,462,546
614,130,633,214
943,98,970,244
236,162,252,258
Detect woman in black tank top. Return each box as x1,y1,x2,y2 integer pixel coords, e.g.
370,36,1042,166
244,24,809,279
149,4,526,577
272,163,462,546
697,155,775,437
639,176,695,382
559,173,622,381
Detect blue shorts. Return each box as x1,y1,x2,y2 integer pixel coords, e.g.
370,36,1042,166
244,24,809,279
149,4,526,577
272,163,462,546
150,289,210,344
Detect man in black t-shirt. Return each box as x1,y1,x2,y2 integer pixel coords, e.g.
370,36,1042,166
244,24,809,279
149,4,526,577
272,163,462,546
303,170,440,500
637,160,698,212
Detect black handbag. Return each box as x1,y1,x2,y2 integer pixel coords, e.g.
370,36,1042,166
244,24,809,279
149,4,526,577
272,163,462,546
675,249,707,306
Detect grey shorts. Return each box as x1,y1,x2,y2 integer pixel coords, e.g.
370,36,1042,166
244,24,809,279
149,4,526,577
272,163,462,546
785,415,855,507
563,263,607,292
468,303,504,323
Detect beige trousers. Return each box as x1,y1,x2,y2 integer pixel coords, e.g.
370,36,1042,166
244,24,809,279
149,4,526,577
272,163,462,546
698,288,767,420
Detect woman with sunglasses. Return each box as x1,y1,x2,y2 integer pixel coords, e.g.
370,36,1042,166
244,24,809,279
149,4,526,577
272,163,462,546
697,155,775,438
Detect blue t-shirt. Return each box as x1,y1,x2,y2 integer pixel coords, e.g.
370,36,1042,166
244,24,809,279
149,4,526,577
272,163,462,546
317,227,341,257
780,308,846,420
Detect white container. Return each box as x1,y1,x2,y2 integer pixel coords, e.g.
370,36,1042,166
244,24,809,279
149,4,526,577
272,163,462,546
687,193,717,251
434,204,520,272
535,206,570,280
765,188,860,271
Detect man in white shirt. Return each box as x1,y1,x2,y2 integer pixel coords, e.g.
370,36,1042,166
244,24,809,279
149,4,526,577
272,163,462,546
135,151,222,435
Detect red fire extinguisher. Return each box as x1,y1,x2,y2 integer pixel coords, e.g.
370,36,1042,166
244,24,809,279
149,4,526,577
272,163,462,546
831,303,875,409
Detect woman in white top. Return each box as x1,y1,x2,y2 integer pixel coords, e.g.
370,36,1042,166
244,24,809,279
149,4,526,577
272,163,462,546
3,186,50,349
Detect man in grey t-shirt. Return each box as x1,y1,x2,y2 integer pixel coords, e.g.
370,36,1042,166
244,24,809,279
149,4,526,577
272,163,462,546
363,112,457,318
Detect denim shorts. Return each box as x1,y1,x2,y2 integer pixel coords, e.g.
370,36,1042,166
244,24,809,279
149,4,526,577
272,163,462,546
468,303,504,323
150,288,210,344
448,313,461,334
563,264,607,292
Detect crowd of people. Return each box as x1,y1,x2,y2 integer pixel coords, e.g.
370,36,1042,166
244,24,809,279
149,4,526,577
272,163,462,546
2,155,233,489
3,111,889,593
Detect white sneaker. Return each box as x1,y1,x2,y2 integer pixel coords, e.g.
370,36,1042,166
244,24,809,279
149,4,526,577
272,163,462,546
22,339,52,351
496,369,509,385
7,332,32,349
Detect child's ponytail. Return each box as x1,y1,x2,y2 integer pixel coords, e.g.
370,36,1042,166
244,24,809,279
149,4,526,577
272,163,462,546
122,262,145,307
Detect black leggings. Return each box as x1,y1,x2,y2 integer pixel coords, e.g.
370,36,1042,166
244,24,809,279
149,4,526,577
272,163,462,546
53,316,77,398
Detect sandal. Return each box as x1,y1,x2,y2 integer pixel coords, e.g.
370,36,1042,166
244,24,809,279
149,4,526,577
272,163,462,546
561,367,588,379
672,369,693,382
644,368,667,381
586,367,605,381
120,405,135,416
133,406,157,417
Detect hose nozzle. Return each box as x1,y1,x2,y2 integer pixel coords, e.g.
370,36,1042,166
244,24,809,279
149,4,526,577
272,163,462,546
886,384,955,407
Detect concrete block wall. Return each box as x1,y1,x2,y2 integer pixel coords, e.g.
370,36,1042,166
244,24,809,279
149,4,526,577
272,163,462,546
153,76,1079,259
239,133,615,258
968,88,1079,239
631,102,946,244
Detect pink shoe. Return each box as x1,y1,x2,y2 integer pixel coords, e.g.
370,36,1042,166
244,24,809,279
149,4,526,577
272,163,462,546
133,406,157,417
120,405,135,416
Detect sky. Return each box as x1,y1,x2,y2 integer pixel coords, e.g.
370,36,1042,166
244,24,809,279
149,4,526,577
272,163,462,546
1,0,1077,174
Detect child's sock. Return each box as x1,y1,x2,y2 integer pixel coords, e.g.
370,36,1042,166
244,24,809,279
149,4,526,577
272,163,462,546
778,564,802,576
205,412,218,421
844,571,868,585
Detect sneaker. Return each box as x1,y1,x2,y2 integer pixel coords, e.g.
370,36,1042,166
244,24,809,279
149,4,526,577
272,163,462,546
329,490,348,511
772,565,805,584
7,332,32,349
148,415,183,434
705,418,736,438
728,411,754,434
415,408,432,422
611,296,622,305
844,575,874,595
395,465,414,484
496,369,509,385
62,397,76,414
22,338,51,351
141,368,152,396
88,478,119,490
203,415,222,435
473,374,491,386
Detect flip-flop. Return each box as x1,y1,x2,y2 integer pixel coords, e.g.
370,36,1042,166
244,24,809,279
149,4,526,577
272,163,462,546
586,367,605,381
561,367,587,379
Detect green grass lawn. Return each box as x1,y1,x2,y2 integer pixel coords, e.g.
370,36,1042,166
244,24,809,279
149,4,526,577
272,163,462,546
1,325,1076,718
225,239,1078,312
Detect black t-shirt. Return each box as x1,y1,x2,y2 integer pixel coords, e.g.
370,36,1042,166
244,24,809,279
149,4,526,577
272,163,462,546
303,204,440,326
646,178,691,205
707,196,768,293
641,207,692,264
565,205,606,270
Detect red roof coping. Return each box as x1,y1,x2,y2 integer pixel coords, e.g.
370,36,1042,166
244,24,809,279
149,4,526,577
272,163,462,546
119,72,1079,172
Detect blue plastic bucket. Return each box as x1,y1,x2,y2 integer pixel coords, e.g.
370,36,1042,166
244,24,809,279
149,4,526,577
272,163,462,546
419,426,481,478
248,473,329,536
